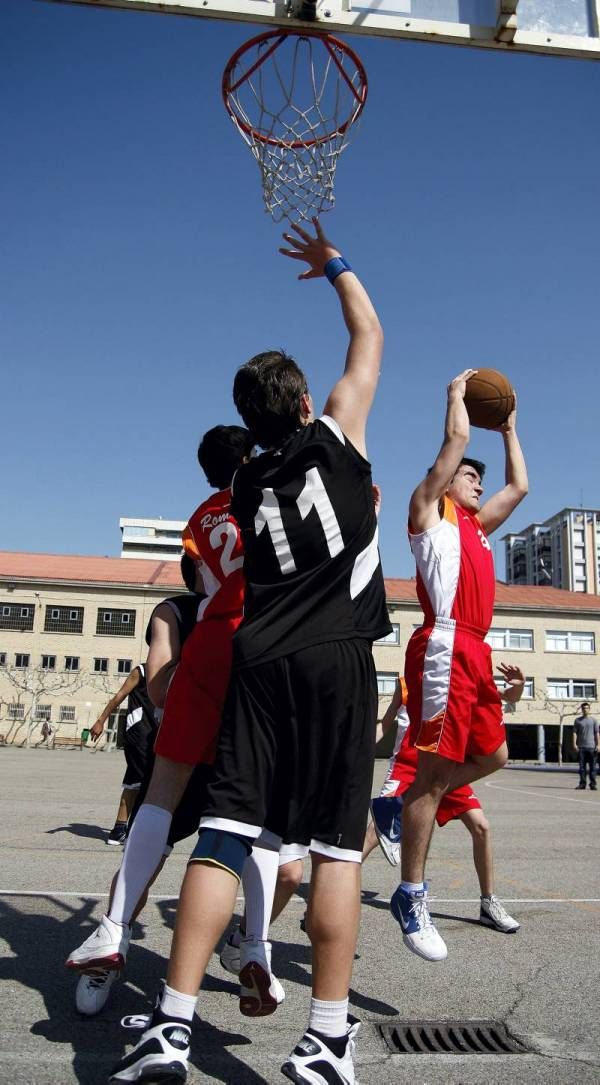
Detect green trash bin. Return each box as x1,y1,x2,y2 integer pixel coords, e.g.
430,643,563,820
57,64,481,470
81,728,90,745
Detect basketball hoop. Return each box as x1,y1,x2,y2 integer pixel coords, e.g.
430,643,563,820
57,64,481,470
222,29,368,223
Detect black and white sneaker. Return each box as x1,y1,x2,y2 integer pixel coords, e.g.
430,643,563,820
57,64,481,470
107,821,128,846
108,1019,190,1083
281,1017,360,1084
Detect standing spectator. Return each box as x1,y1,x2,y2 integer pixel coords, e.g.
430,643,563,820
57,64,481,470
573,703,598,791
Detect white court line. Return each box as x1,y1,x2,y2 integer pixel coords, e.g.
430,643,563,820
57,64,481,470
1,889,598,904
484,780,600,807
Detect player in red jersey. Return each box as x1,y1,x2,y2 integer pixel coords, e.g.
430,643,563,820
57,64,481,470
65,426,254,978
391,369,528,961
365,669,522,935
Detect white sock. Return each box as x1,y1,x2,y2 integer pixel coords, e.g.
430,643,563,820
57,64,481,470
400,880,424,894
160,983,198,1023
309,997,349,1038
241,842,279,942
109,804,172,926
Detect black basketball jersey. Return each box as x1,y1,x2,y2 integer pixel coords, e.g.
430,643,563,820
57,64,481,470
144,593,204,647
126,663,156,731
231,415,391,666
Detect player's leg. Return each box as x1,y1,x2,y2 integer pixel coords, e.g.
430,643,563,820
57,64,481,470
238,832,286,1017
362,819,380,861
461,809,520,932
280,640,374,1085
108,668,273,1084
107,786,136,846
273,852,305,921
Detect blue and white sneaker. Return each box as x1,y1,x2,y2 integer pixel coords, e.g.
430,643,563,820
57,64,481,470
281,1016,360,1084
390,883,447,962
109,1018,190,1083
370,796,403,866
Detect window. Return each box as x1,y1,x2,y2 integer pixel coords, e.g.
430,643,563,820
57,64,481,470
96,608,136,637
0,603,34,632
64,656,80,671
8,704,25,721
44,605,84,634
0,652,6,667
94,657,109,673
59,705,76,722
486,628,533,651
117,659,132,675
377,671,398,695
41,655,56,671
375,624,400,646
15,653,30,669
34,704,52,722
547,678,597,700
545,630,595,653
495,675,534,700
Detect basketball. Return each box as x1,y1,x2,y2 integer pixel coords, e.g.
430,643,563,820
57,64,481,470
464,368,515,430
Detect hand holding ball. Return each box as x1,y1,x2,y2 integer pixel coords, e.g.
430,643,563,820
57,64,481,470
464,368,515,429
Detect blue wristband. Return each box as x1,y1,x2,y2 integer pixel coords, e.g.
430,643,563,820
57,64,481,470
324,256,352,285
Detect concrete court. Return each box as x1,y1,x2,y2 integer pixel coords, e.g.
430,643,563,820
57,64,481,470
1,746,599,1085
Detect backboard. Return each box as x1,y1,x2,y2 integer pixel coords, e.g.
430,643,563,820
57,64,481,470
44,0,600,59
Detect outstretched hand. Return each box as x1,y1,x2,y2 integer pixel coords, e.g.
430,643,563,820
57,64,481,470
279,218,341,280
447,368,477,401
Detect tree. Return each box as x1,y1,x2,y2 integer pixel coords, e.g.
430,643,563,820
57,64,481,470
0,663,86,746
534,692,596,766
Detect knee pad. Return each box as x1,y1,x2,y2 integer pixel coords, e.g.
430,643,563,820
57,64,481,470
189,828,252,881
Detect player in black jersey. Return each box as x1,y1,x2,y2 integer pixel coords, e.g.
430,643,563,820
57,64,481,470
65,556,206,1015
109,220,387,1085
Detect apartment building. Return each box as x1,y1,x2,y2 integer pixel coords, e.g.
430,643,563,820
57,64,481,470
503,507,600,594
119,518,185,561
1,552,598,761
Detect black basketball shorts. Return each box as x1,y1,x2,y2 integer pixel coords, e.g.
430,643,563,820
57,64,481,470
199,638,377,862
122,717,157,790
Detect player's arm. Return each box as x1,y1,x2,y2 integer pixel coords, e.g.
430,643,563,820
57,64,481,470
497,662,525,705
572,720,579,753
89,667,141,742
279,218,383,458
375,680,403,742
145,603,182,709
408,370,476,533
478,399,528,535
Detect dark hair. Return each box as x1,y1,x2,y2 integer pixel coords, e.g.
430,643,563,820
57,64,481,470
197,425,254,489
456,457,486,480
233,350,308,449
180,553,197,592
581,701,590,709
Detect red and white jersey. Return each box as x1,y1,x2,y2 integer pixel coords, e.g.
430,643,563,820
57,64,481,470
409,496,495,634
182,488,245,623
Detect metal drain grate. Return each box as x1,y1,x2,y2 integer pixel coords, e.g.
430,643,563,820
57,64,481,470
380,1020,530,1055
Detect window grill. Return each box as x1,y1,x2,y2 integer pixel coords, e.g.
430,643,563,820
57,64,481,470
7,704,25,721
0,604,34,632
96,608,136,637
59,706,76,723
44,605,84,634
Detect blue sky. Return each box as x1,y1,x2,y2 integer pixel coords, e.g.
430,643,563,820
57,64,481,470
3,0,599,578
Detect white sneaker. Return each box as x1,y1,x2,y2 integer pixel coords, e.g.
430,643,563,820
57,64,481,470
390,884,448,962
238,937,285,1017
219,933,241,976
480,895,520,933
109,1019,190,1083
75,969,119,1015
281,1016,360,1084
65,914,130,972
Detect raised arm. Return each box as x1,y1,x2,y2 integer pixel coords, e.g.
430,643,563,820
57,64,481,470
478,399,528,535
279,218,383,458
408,370,476,533
145,602,182,709
89,667,141,742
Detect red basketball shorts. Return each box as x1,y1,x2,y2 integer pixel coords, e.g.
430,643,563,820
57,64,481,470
404,617,505,763
154,616,241,766
380,747,482,827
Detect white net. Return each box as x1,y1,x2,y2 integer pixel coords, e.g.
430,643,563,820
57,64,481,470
223,31,367,223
